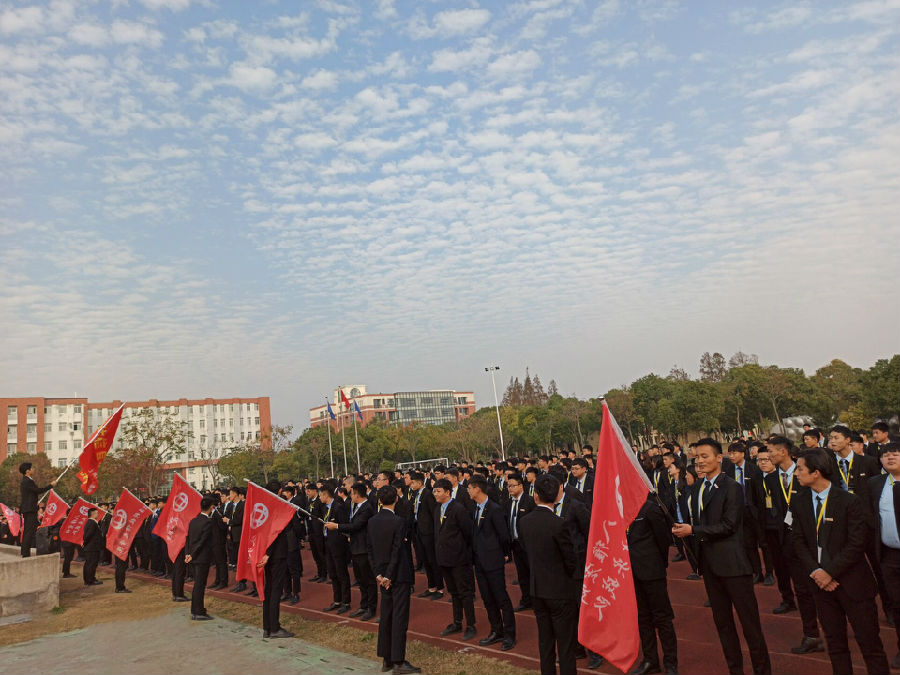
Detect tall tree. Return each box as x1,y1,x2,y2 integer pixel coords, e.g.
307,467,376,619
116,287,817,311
547,379,559,397
668,365,691,381
728,351,759,369
117,408,191,496
699,352,728,382
523,368,536,405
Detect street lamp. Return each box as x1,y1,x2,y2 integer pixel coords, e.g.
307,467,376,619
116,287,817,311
484,366,505,460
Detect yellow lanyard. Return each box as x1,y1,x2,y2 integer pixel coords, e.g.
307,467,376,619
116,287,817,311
837,454,853,489
779,471,793,506
815,494,829,535
699,480,710,513
888,474,895,487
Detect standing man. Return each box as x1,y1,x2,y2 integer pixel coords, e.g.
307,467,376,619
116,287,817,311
673,438,771,675
829,425,879,497
506,472,535,611
19,462,57,557
228,487,247,593
368,485,420,674
868,442,900,670
260,480,293,639
468,475,516,651
517,474,579,675
320,482,351,614
727,442,765,583
209,494,229,590
792,449,889,674
332,481,377,620
566,458,594,505
306,484,328,583
409,472,443,600
185,497,215,621
432,478,477,640
82,507,103,586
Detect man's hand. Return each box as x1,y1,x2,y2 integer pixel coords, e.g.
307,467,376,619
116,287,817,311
324,521,339,530
672,523,692,538
823,579,839,592
256,554,269,568
810,568,834,589
222,517,229,524
184,555,192,563
382,578,391,589
50,480,58,487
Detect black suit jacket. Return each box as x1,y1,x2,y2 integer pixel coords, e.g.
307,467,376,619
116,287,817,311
82,518,103,552
434,499,472,567
791,487,876,597
559,492,591,580
518,506,579,600
690,473,751,577
338,500,374,556
762,468,807,543
627,499,671,581
367,508,414,584
412,488,437,538
472,499,510,571
566,473,594,504
186,513,214,564
322,499,350,555
830,452,880,501
730,461,763,518
451,485,474,515
506,493,535,540
20,476,51,514
867,473,900,562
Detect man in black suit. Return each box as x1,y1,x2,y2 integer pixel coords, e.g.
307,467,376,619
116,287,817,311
368,485,420,675
468,475,516,651
282,485,306,605
82,507,103,585
505,473,535,611
259,480,294,639
869,442,900,670
792,448,889,674
828,425,879,497
209,493,229,590
566,458,593,505
629,496,678,675
673,438,771,675
228,488,247,592
185,497,215,620
305,484,328,583
333,482,376,620
19,462,57,557
409,472,443,600
727,442,765,582
320,481,351,614
446,468,474,515
433,478,477,640
517,474,579,675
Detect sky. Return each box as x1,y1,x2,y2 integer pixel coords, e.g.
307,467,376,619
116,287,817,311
1,0,898,431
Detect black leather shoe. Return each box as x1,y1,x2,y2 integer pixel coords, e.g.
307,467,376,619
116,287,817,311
349,608,366,618
672,553,685,562
513,603,531,612
280,593,291,601
289,595,299,605
336,603,351,614
790,636,823,654
115,588,132,593
246,589,259,597
269,628,294,638
686,573,700,580
440,623,462,636
751,573,761,584
630,661,660,675
501,638,516,651
360,610,375,621
322,602,341,612
381,661,392,673
231,582,246,593
429,591,444,600
62,573,76,578
173,596,189,602
589,654,606,669
763,573,775,586
89,580,103,585
462,626,477,641
263,631,270,639
479,632,502,646
393,661,421,674
417,589,435,598
191,614,213,621
773,602,796,615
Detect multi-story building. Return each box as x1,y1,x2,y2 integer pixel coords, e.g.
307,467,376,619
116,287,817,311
309,385,475,430
1,396,271,492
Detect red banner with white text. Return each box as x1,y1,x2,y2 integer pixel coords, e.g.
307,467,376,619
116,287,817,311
152,473,202,562
236,482,296,600
106,488,151,561
40,490,69,528
60,498,105,545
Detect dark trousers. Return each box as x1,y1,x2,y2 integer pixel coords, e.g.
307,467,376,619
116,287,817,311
213,540,227,585
285,549,302,597
474,562,515,638
813,582,889,675
741,513,761,577
128,544,138,568
881,546,900,653
766,530,819,638
263,558,287,633
701,569,771,675
760,540,773,576
61,542,75,575
766,529,794,604
191,561,210,616
352,552,378,612
417,533,442,590
114,557,127,590
378,582,411,664
326,549,351,605
510,539,531,607
441,564,476,627
83,551,99,584
172,548,186,598
533,596,578,675
635,577,677,671
411,525,425,568
310,535,328,578
20,512,38,557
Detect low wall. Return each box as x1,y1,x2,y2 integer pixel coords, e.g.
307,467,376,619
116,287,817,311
0,544,59,617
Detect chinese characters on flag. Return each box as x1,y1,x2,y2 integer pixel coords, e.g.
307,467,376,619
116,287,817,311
60,498,106,545
152,473,201,562
106,488,151,561
578,401,653,673
77,403,125,495
236,481,297,600
40,490,69,528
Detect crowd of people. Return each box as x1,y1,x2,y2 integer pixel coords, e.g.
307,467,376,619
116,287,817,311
3,419,898,675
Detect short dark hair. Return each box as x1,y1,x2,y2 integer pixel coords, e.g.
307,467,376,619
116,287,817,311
351,482,368,499
767,435,792,451
19,462,32,475
799,448,834,479
872,421,890,433
727,442,746,454
468,475,489,493
200,497,215,511
319,482,337,499
849,432,864,444
534,474,560,504
582,444,593,452
572,458,588,469
377,485,397,505
548,465,567,482
265,479,281,494
830,425,851,439
445,467,459,478
695,437,722,455
507,472,524,485
432,478,452,492
802,429,821,440
525,466,539,477
879,441,900,456
410,472,424,483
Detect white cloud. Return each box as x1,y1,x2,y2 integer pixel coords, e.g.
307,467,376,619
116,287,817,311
139,0,195,10
433,8,491,35
486,50,541,79
111,20,165,48
429,38,494,71
301,69,339,90
0,7,44,35
227,63,278,91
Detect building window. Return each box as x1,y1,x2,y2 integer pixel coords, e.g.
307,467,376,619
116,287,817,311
73,405,82,413
199,419,205,428
220,433,226,442
74,440,82,449
44,441,52,452
229,419,234,428
27,424,37,435
7,443,16,453
44,406,50,415
255,431,260,440
26,442,36,453
214,419,218,428
7,424,16,436
73,422,80,431
44,423,52,433
254,403,259,411
59,422,66,431
59,440,67,450
27,405,36,415
7,406,16,417
200,435,206,445
58,458,67,467
254,417,260,425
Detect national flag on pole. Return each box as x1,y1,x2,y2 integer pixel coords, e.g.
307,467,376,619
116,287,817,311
60,498,106,544
106,488,151,561
153,473,202,562
40,490,69,528
77,403,125,495
236,481,297,601
340,389,351,410
327,402,336,420
578,401,654,673
353,400,362,421
1,503,22,537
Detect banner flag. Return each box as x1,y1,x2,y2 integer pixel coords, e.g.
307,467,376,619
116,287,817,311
0,503,22,537
77,403,125,495
106,488,151,561
40,490,69,528
152,473,202,562
60,498,106,544
235,481,297,600
340,390,351,410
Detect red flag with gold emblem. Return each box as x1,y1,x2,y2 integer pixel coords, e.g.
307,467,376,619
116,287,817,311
77,403,125,495
40,489,69,528
106,488,151,561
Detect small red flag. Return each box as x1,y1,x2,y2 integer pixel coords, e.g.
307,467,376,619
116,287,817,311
578,401,653,673
106,488,152,561
153,473,202,562
236,481,297,600
40,490,69,528
1,503,22,537
60,498,106,545
77,403,125,495
340,389,351,410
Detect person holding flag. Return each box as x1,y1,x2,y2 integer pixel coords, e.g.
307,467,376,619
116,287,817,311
185,497,215,620
107,489,152,594
19,461,57,557
82,507,104,586
153,473,202,602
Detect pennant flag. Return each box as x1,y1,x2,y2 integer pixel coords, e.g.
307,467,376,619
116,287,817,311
236,481,297,601
153,473,202,562
1,503,22,537
40,490,69,528
60,498,106,545
578,401,653,673
77,403,125,495
327,402,336,420
106,488,151,561
353,400,363,421
340,389,351,410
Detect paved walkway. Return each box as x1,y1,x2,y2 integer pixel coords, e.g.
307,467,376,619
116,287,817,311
0,609,381,674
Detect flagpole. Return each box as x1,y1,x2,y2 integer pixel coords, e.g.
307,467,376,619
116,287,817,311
39,456,79,504
325,397,335,478
339,404,348,476
352,399,361,475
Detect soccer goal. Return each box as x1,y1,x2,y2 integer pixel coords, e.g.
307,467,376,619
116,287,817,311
396,457,448,471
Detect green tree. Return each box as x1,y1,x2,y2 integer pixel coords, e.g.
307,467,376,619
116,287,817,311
860,355,900,420
116,408,191,496
699,352,727,382
807,359,863,426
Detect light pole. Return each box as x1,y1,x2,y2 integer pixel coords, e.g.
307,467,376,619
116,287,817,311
484,365,505,460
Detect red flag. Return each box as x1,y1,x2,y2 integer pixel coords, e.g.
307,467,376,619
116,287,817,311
339,389,351,410
153,473,201,562
60,498,106,545
106,488,151,561
578,401,653,673
1,503,22,537
77,403,125,495
236,481,297,600
40,490,69,528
